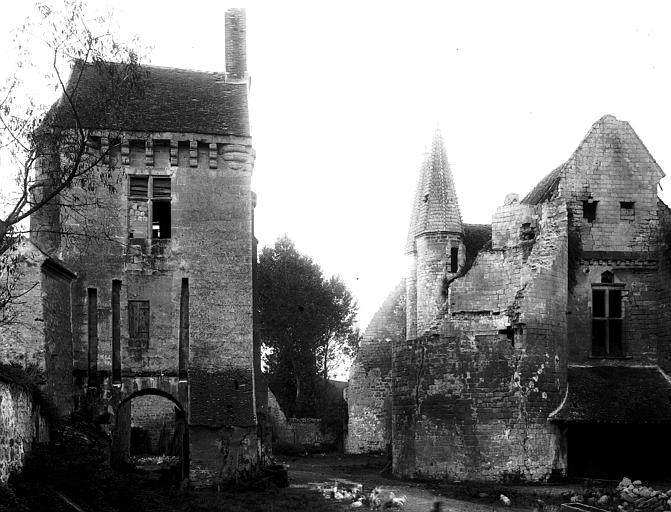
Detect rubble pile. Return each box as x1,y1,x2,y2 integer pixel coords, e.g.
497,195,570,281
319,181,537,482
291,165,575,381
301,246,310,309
617,478,671,511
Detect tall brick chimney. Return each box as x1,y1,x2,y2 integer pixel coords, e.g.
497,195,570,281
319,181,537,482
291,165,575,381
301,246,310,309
225,8,247,83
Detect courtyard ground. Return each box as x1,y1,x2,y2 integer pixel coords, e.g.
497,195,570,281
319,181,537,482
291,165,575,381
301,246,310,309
281,452,583,512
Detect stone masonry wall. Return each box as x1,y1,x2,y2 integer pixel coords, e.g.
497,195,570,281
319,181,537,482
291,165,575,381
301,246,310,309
393,199,569,481
0,241,47,370
130,394,177,454
347,281,405,453
32,131,258,486
267,389,333,447
0,381,50,483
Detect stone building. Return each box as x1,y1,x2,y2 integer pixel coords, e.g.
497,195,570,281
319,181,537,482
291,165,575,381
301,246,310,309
348,115,671,481
1,9,263,486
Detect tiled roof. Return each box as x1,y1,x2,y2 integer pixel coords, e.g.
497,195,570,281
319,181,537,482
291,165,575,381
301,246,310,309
48,61,249,137
405,130,463,252
550,366,671,423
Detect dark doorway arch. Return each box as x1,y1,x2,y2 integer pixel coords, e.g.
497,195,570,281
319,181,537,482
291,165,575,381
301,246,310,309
112,389,189,482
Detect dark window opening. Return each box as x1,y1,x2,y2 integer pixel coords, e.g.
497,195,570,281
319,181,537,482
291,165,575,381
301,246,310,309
620,201,635,221
583,198,598,223
234,380,240,390
499,326,514,345
130,176,149,197
128,300,150,348
423,193,429,203
601,271,614,284
520,222,536,241
592,286,624,357
450,247,459,273
152,201,171,239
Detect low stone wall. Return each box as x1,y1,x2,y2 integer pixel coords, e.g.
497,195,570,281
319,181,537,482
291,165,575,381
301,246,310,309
267,389,334,448
0,380,50,483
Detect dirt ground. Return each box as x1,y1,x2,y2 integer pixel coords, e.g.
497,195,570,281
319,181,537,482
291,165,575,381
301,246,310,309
280,453,578,512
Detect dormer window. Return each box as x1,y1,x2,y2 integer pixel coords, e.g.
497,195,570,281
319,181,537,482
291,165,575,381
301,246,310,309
620,201,635,221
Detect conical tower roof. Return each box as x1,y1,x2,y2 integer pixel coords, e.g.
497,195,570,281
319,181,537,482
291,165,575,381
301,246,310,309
405,130,463,253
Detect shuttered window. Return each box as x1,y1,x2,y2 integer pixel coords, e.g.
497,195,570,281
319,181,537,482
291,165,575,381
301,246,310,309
128,300,150,347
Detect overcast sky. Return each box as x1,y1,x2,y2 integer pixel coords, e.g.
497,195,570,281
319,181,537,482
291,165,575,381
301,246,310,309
2,1,671,334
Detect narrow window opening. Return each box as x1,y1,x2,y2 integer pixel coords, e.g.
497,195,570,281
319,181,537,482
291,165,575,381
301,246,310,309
592,285,624,357
423,193,429,203
151,177,171,239
128,300,150,349
112,279,122,383
87,288,98,387
583,197,598,223
152,201,171,239
450,247,459,273
234,379,240,390
179,278,189,380
620,201,635,221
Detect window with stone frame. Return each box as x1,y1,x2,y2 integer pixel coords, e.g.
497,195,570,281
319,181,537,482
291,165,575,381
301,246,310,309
591,272,625,357
128,176,171,239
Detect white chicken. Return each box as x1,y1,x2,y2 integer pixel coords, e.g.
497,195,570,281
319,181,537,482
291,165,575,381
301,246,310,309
500,494,512,506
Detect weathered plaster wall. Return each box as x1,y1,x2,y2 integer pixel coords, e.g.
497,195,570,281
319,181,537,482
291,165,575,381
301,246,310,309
0,381,50,483
393,199,569,481
346,281,405,453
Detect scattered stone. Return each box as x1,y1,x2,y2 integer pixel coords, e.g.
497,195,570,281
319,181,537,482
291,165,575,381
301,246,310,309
634,481,643,486
598,495,610,506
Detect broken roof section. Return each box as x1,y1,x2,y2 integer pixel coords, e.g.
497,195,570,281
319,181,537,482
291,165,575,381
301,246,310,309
405,129,463,253
47,61,250,137
550,366,671,423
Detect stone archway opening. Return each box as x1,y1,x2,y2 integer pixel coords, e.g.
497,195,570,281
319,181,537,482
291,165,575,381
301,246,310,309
112,389,189,483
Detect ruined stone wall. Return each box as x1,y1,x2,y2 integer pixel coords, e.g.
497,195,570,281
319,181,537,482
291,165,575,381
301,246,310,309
0,242,47,370
393,199,569,481
0,381,50,483
347,281,405,453
266,389,333,447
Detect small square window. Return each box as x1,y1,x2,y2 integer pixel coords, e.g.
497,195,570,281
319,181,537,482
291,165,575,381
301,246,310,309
130,176,148,197
620,202,635,221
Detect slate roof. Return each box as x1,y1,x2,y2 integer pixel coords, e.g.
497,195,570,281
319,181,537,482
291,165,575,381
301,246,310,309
405,130,463,253
550,366,671,423
48,61,249,137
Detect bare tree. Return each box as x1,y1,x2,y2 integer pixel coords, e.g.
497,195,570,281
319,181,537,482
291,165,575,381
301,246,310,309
0,0,146,325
